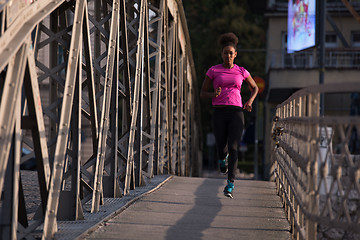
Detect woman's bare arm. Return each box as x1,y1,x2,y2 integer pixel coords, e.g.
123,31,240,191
243,75,259,112
200,75,221,98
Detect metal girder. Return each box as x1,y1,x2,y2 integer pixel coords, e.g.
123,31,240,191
341,0,360,23
42,0,86,237
148,0,165,177
124,0,148,194
0,0,201,238
0,0,65,73
91,0,120,212
0,70,22,240
23,47,52,217
0,43,28,200
326,12,350,48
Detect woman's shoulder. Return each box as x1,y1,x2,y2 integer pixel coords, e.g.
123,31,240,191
233,64,246,71
209,64,223,70
233,64,249,77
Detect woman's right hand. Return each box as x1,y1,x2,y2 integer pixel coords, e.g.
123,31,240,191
215,87,221,97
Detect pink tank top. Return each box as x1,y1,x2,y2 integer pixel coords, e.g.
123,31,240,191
206,64,250,107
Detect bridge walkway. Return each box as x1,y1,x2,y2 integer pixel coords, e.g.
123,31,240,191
80,176,291,240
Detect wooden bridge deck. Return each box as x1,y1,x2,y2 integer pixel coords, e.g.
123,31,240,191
80,176,291,240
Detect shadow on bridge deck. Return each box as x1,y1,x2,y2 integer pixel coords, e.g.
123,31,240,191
80,176,291,240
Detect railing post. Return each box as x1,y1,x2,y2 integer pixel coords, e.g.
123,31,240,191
306,92,320,240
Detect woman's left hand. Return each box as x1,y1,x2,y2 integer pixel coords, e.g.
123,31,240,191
243,101,252,112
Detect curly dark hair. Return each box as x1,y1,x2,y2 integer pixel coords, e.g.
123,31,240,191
219,32,238,50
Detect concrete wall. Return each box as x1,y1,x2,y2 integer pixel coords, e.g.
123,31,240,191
269,69,360,89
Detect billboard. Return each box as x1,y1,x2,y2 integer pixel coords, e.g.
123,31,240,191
287,0,316,53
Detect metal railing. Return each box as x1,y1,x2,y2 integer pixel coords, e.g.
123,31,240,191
0,0,202,239
271,83,360,239
268,50,360,70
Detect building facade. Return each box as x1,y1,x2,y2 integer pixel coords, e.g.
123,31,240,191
264,0,360,178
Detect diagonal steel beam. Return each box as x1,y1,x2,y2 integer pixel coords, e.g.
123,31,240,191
23,46,52,214
0,43,28,201
42,0,85,237
124,0,147,195
0,0,65,73
0,83,22,240
341,0,360,23
91,0,120,213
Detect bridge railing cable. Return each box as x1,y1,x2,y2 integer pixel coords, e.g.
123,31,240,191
0,0,202,239
271,82,360,240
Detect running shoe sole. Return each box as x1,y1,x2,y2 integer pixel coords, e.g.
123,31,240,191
224,191,233,198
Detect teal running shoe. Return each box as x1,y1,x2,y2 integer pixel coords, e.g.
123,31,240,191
218,153,229,174
223,180,234,198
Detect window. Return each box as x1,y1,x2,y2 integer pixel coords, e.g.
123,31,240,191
351,31,360,47
282,33,292,67
325,32,338,48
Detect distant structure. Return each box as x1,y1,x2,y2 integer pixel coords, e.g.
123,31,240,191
264,0,360,178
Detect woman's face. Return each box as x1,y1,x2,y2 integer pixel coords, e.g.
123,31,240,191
221,45,237,66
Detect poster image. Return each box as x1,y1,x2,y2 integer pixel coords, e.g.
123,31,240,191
287,0,316,53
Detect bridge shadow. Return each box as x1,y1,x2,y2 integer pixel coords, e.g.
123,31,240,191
165,178,223,240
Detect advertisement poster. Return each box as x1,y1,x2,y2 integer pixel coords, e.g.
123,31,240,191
287,0,316,53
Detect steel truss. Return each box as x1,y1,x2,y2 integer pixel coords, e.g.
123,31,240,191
0,0,201,239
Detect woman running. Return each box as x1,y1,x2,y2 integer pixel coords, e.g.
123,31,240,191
200,32,259,198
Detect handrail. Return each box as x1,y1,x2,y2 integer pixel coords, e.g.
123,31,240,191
278,82,360,107
271,82,360,239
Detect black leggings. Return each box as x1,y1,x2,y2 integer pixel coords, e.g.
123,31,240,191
212,106,244,182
